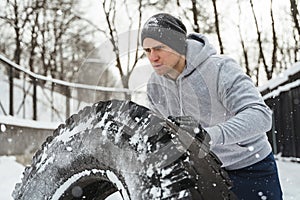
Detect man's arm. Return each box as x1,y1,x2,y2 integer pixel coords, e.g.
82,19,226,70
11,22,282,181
206,59,272,146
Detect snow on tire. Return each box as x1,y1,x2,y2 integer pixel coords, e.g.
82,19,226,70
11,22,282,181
13,100,236,199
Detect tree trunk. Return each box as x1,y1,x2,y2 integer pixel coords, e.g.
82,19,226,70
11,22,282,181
12,2,21,78
290,0,300,37
250,0,271,80
270,0,277,77
28,10,39,121
191,0,200,33
9,67,14,116
237,0,250,77
290,0,300,62
212,0,224,54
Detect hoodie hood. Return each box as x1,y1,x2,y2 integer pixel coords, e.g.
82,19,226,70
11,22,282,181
182,33,217,77
147,33,218,117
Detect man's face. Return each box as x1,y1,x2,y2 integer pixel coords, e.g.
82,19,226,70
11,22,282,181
143,38,185,78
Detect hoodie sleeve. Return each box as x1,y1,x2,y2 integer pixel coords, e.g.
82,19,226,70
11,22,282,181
206,58,272,146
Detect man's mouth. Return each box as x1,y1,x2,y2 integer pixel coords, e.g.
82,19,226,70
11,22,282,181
153,64,162,68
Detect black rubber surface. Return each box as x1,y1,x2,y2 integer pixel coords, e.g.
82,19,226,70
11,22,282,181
13,100,236,199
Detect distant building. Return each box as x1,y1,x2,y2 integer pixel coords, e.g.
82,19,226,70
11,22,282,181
259,62,300,158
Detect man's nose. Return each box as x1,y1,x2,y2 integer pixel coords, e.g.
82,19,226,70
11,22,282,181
149,50,159,62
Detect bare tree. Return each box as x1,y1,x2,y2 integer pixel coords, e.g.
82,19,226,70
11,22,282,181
237,0,250,77
290,0,300,38
176,0,197,31
190,0,200,33
250,0,271,82
176,0,214,34
0,0,38,115
100,0,144,100
45,0,97,118
1,0,299,119
270,0,278,78
0,24,11,56
290,0,300,62
1,0,98,119
212,0,224,54
25,0,45,120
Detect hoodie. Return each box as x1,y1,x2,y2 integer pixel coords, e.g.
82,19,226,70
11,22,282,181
147,33,272,170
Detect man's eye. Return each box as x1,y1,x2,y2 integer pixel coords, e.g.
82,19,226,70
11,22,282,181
144,48,151,53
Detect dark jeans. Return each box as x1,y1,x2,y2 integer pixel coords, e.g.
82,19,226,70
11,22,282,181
226,153,283,200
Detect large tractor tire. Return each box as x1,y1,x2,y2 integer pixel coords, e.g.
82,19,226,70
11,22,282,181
13,100,236,200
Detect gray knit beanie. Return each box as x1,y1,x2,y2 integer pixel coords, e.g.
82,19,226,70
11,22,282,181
141,13,187,55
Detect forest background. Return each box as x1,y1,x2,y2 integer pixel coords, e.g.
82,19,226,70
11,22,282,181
0,0,299,121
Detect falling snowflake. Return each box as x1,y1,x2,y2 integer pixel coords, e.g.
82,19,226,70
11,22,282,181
0,124,6,132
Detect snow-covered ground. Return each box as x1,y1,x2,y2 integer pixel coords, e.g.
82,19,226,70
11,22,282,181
0,156,24,200
0,155,299,200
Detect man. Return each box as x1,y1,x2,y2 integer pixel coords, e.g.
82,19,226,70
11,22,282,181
142,13,282,199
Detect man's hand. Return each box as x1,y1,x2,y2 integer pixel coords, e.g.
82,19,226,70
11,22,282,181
167,116,211,148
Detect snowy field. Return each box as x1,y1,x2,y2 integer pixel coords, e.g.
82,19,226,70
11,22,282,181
0,155,299,200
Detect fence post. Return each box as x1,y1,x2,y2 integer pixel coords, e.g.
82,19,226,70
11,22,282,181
65,85,70,119
9,67,14,116
32,77,37,120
